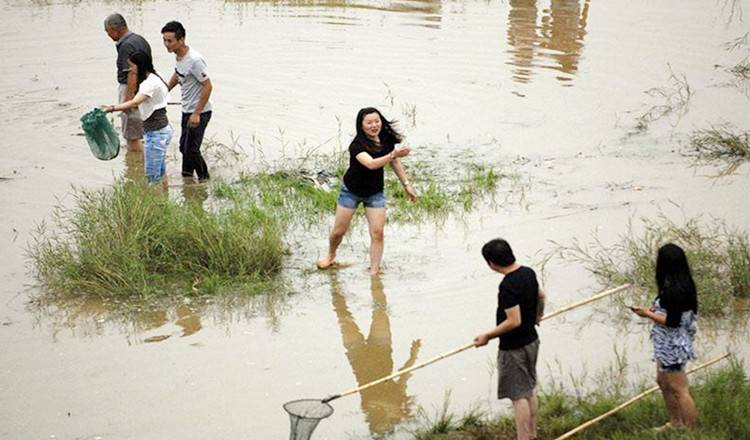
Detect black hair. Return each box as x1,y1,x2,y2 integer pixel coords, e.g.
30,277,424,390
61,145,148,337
161,20,186,40
655,243,698,325
481,238,516,267
350,107,402,154
128,50,162,86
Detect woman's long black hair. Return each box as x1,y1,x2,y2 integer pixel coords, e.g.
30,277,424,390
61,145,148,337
128,50,165,86
656,243,698,322
350,107,403,153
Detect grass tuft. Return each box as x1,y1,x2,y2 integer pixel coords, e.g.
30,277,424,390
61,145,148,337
688,122,750,176
30,179,285,302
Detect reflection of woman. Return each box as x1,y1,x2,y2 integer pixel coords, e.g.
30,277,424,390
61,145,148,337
316,108,417,276
104,50,172,183
631,243,698,431
330,274,420,436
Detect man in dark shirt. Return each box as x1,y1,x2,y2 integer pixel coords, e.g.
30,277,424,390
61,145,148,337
474,238,545,440
104,13,152,152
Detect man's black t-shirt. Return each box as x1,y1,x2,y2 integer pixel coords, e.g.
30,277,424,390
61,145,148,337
495,266,540,350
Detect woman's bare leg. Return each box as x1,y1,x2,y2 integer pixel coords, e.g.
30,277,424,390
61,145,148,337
657,368,697,428
364,207,386,276
317,205,356,269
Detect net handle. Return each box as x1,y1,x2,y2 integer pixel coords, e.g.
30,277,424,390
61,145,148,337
323,284,631,403
323,342,476,403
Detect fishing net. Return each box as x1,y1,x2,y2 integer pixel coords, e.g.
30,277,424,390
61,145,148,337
80,108,120,160
283,399,334,440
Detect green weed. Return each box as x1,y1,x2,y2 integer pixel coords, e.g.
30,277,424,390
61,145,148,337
630,65,692,134
688,123,750,176
30,179,284,302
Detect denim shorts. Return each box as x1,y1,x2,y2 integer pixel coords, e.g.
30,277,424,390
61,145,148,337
143,124,173,183
337,183,386,209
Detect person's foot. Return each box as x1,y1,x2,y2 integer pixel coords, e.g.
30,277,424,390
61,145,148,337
652,422,673,433
316,255,336,270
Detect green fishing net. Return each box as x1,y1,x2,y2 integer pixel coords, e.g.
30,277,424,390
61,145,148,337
81,108,120,160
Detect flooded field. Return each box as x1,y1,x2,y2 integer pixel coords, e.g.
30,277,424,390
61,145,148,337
1,0,749,439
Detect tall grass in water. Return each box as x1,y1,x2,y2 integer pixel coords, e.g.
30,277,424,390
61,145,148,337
689,123,750,176
540,213,750,318
411,361,750,440
30,179,284,301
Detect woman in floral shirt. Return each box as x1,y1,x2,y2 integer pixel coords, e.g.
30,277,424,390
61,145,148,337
631,243,698,431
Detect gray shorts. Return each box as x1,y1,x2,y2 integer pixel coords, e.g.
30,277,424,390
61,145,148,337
497,339,539,401
118,83,143,141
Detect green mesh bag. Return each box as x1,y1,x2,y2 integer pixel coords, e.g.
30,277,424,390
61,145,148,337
80,108,120,160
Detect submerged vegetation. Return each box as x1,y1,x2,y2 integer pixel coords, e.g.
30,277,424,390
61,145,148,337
540,212,750,318
631,66,692,135
688,122,750,176
684,32,750,175
411,361,750,440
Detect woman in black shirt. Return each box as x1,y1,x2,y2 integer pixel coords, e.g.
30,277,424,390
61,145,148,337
316,108,417,276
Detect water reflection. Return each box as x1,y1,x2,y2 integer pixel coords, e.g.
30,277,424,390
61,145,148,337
29,292,289,342
329,273,421,437
124,149,145,184
507,0,589,84
224,0,442,27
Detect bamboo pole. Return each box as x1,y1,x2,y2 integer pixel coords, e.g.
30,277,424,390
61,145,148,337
553,352,731,440
322,284,631,404
541,283,630,321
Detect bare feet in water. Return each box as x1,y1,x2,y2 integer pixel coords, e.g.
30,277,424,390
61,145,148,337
316,255,336,270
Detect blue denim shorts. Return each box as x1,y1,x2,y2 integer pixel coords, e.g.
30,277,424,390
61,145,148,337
337,183,386,209
143,124,173,183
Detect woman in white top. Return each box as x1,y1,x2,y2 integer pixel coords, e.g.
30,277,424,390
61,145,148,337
104,50,172,183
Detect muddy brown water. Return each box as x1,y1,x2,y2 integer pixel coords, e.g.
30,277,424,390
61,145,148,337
1,0,749,439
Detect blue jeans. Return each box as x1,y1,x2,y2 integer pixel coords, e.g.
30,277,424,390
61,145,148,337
144,124,173,183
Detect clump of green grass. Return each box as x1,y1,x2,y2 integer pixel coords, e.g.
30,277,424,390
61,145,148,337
540,212,750,318
411,361,750,440
689,122,750,176
30,179,285,302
